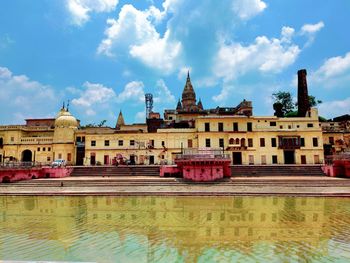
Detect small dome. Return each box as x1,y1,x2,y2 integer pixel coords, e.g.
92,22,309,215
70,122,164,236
55,108,78,128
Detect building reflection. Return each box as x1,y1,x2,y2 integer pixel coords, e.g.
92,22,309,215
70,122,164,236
1,196,350,261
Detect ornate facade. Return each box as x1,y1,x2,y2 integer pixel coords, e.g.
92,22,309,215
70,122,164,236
1,72,346,166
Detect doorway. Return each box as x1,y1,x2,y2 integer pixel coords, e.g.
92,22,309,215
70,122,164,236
149,155,154,165
130,155,136,165
22,149,32,162
301,155,306,164
90,154,96,165
232,152,242,165
284,150,295,164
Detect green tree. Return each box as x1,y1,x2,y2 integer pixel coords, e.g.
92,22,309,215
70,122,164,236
272,91,295,115
308,95,322,107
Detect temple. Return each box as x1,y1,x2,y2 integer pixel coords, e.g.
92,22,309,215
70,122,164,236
0,70,349,168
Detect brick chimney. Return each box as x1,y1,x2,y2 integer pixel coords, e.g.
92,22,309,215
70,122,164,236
297,69,310,117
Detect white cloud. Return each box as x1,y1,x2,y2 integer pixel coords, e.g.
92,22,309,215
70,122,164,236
214,26,301,83
301,21,324,35
232,0,267,20
71,81,116,107
97,4,181,73
300,21,324,46
0,66,58,124
66,0,118,26
312,52,350,82
153,79,175,105
117,81,145,103
318,97,350,119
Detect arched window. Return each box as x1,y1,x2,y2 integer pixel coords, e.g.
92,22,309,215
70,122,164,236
235,138,240,144
229,138,234,144
241,138,246,147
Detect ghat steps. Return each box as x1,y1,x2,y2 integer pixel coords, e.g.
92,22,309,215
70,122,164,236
70,165,324,177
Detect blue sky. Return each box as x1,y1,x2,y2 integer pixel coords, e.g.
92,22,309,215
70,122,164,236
0,0,349,126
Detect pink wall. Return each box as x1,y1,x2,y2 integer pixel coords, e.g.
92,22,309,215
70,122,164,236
0,167,72,183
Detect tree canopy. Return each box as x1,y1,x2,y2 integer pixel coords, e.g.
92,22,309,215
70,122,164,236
272,91,322,117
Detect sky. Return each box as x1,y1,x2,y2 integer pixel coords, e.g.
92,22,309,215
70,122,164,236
0,0,349,126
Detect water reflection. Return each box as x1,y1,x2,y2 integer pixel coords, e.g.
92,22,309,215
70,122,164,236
1,196,350,262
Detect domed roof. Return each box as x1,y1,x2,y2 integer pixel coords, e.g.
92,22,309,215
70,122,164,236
55,108,78,128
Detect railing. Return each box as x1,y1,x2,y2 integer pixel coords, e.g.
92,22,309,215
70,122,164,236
0,162,51,169
20,137,53,144
175,153,231,160
325,153,350,165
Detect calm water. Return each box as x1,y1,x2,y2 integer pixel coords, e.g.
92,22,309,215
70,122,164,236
1,196,350,263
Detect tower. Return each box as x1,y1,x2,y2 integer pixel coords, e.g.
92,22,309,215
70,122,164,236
181,71,197,111
115,111,125,130
145,93,153,119
297,69,310,117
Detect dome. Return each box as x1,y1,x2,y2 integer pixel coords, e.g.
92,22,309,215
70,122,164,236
55,108,78,128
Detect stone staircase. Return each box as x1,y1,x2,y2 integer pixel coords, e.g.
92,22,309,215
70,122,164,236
71,165,160,177
231,165,325,177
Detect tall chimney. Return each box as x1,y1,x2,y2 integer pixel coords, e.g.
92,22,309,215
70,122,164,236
297,69,310,117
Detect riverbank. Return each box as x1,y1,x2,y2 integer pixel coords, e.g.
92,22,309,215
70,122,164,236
1,176,350,196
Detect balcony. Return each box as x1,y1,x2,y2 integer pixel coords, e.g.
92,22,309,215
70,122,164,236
20,137,53,144
278,136,300,150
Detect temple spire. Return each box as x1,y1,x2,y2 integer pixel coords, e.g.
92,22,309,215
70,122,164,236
181,71,197,111
116,110,125,130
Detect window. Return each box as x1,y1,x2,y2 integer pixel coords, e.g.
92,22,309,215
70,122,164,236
104,140,110,146
314,155,320,164
43,147,46,151
130,140,135,146
161,141,165,146
233,122,238,131
300,138,305,147
248,138,253,147
47,157,51,162
241,138,246,147
77,136,81,142
272,155,278,164
118,140,123,146
11,137,14,142
205,138,211,147
48,147,51,151
188,139,193,148
271,138,277,147
307,123,314,128
247,122,252,132
270,121,276,126
67,153,71,162
280,125,283,129
260,138,265,147
313,138,318,147
218,122,224,132
219,138,224,148
149,140,154,147
91,140,96,146
329,137,334,145
249,155,254,165
261,155,266,165
37,147,40,151
205,122,210,132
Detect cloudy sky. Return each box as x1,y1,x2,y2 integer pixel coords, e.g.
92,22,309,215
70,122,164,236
0,0,349,125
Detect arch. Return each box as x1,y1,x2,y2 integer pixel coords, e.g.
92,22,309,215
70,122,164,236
229,138,234,144
21,149,32,162
241,138,246,147
235,138,240,144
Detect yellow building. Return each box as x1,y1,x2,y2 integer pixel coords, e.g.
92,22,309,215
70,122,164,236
0,72,330,166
